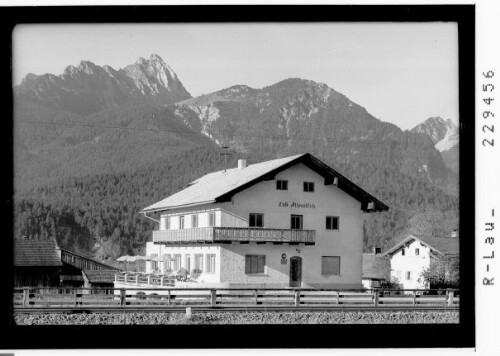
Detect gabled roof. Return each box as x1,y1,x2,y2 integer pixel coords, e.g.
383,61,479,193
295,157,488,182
60,248,121,271
382,234,459,257
362,253,387,280
82,269,118,283
142,153,389,213
14,240,63,267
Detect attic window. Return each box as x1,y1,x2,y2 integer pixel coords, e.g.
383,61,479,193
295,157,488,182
303,182,315,192
401,249,405,256
276,180,288,190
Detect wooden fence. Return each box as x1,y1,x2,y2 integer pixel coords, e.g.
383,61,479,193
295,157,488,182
13,287,459,309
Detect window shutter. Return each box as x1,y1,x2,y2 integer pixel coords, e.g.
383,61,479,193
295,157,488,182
245,255,251,274
258,255,265,273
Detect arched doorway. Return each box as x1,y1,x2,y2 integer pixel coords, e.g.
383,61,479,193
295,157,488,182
289,256,302,287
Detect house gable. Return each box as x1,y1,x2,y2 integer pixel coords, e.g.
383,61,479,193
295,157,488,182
142,153,389,214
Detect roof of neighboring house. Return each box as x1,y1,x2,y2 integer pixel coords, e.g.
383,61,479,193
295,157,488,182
142,153,389,213
382,234,460,257
14,240,63,267
60,248,121,271
362,253,387,280
82,269,118,284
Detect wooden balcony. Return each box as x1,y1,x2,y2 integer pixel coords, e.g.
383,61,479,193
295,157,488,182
153,227,315,245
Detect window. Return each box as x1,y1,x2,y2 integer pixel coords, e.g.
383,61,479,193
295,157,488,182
245,255,266,274
291,214,303,230
179,215,185,229
151,253,158,271
206,254,216,273
185,254,191,272
326,216,339,230
194,254,203,271
322,256,341,275
415,248,420,256
173,254,182,271
276,180,288,190
208,212,216,227
164,254,172,272
249,213,264,227
406,271,412,280
191,214,198,228
160,216,170,230
303,181,315,192
401,248,405,256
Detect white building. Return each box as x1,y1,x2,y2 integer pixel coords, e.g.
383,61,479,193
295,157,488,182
135,153,388,289
382,234,459,290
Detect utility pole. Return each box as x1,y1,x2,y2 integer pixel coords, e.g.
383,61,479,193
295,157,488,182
220,146,232,172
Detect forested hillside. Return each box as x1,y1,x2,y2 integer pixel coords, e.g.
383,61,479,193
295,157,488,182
14,145,458,263
13,56,459,262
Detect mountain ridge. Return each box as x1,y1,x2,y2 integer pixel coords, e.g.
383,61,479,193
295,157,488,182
411,116,459,175
15,54,191,116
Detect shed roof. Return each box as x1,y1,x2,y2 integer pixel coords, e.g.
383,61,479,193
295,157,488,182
82,269,118,283
14,240,63,267
382,234,459,257
362,253,386,280
142,153,389,213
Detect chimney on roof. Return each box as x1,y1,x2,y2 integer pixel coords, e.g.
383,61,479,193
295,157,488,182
451,230,459,238
373,247,381,255
238,159,247,169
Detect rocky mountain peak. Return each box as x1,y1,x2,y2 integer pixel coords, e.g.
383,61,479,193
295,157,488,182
15,55,192,115
411,116,457,145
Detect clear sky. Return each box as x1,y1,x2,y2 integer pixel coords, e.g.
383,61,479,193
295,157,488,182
12,23,458,130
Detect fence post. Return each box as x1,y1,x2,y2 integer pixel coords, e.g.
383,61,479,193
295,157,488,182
161,276,165,286
412,291,417,306
74,290,78,306
167,290,171,306
136,275,140,285
447,290,454,306
210,289,216,307
23,287,29,307
120,289,126,306
124,273,128,283
255,289,259,305
336,291,340,305
294,290,301,307
147,275,151,285
373,290,379,307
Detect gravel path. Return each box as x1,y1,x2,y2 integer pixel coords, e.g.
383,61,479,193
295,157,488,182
14,310,459,325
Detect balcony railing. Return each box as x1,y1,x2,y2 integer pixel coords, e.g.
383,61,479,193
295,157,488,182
115,273,175,287
153,227,315,244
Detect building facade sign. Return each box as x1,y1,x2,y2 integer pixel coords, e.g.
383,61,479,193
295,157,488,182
278,201,316,209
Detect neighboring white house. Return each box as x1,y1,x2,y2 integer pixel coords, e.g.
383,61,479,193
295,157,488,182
382,234,459,290
118,153,389,289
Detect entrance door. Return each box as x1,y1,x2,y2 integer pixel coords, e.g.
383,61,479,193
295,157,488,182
289,256,302,287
